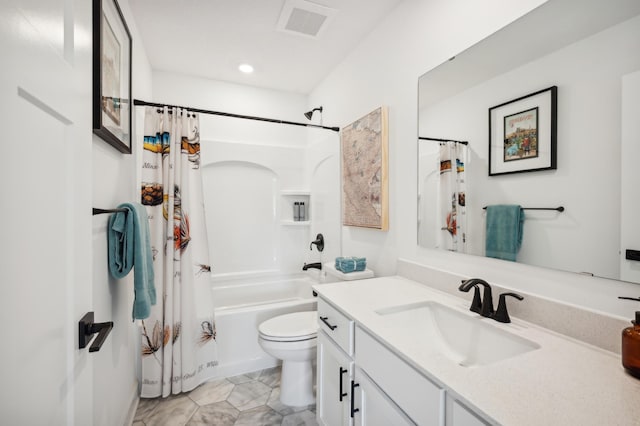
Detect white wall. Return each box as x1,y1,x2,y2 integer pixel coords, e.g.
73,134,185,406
153,71,310,148
91,0,153,423
420,16,640,279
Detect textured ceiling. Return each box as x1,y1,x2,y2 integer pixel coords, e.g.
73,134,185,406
129,0,403,94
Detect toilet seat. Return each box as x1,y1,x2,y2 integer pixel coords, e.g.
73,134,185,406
258,311,318,342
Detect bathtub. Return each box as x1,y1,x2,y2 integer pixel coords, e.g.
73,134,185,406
212,274,317,378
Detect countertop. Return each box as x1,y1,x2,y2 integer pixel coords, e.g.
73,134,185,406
313,276,640,426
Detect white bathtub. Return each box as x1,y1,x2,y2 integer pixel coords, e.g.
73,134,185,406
212,274,317,378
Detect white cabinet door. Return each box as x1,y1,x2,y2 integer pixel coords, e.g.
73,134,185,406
317,330,353,426
352,368,415,426
445,395,491,426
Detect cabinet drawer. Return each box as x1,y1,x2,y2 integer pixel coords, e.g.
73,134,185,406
355,326,443,426
318,298,354,356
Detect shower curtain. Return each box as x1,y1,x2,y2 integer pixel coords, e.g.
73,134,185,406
140,106,218,398
437,141,467,253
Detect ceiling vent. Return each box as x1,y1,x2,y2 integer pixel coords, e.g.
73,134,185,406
276,0,336,39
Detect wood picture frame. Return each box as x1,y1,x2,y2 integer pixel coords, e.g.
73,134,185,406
92,0,132,154
488,86,557,176
341,106,389,230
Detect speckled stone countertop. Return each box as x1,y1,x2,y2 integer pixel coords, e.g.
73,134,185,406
314,276,640,426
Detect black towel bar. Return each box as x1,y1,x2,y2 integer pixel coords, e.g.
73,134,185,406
92,207,128,215
482,206,564,212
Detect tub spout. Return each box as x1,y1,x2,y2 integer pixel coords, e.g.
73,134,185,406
303,262,322,271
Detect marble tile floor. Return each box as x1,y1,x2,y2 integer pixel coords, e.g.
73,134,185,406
133,366,319,426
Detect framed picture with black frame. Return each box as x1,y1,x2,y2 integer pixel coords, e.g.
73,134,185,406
488,86,557,176
92,0,132,154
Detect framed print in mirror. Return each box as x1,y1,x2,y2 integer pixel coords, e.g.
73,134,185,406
93,0,132,154
341,106,389,230
488,86,557,176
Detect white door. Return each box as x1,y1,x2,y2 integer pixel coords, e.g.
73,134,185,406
0,0,94,424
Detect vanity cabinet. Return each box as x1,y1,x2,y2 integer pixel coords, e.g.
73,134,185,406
316,295,493,426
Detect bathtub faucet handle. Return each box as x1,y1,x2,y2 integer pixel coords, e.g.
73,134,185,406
310,233,324,252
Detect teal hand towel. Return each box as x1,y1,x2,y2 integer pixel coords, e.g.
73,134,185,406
108,202,156,320
335,257,367,273
485,205,524,262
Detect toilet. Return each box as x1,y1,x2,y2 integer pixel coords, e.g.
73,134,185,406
258,310,318,406
257,263,374,407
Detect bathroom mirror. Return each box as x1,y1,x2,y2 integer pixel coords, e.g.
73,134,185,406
418,0,640,281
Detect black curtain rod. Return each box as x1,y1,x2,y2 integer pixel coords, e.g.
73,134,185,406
419,136,468,145
482,206,565,212
133,99,340,132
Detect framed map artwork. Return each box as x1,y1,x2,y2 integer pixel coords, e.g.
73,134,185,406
341,106,389,230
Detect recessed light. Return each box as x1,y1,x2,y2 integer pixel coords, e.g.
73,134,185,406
238,64,254,74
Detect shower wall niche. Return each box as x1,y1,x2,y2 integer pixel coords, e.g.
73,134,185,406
280,190,310,224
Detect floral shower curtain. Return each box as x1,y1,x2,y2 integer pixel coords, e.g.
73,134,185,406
437,141,467,253
140,106,218,398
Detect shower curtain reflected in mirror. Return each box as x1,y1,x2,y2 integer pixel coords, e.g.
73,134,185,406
140,106,218,398
418,140,468,252
439,141,467,252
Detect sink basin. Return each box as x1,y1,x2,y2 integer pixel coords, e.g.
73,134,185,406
376,301,540,367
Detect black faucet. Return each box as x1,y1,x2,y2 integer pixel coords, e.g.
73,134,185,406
310,233,324,252
303,262,322,271
458,280,482,314
459,278,494,318
493,292,524,323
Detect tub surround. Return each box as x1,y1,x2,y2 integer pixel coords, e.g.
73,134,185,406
313,273,640,424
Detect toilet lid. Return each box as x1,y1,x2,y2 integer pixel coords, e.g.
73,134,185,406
259,311,318,341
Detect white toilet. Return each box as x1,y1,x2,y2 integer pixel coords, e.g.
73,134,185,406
257,263,374,407
258,310,318,406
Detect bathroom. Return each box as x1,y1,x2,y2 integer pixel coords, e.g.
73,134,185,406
3,0,640,424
